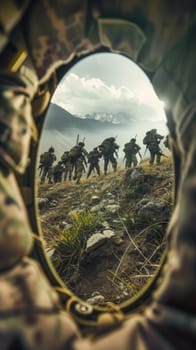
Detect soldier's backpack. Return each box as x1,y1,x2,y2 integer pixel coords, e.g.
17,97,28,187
100,138,116,154
143,132,152,145
61,152,69,162
68,145,82,159
40,152,50,164
123,143,134,154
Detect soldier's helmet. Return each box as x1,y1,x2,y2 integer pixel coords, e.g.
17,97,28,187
93,147,98,151
49,146,55,152
151,128,157,133
130,138,136,142
109,137,115,142
78,142,84,147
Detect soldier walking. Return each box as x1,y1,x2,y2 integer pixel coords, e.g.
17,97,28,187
123,138,141,168
40,147,57,184
87,147,102,178
53,161,64,183
98,137,119,175
61,151,73,181
143,129,164,165
73,155,86,184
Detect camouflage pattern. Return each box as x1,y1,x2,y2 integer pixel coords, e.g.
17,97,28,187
0,257,80,350
0,1,196,349
53,161,64,183
143,130,164,165
74,156,86,184
123,139,141,168
0,169,33,271
87,148,102,178
99,138,119,175
163,134,171,150
61,151,73,180
40,149,57,184
0,87,37,174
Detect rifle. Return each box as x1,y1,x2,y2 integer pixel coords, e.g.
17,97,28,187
143,145,148,157
76,134,79,145
138,151,142,159
159,151,168,158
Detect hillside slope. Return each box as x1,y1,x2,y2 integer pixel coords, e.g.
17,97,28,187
38,156,173,304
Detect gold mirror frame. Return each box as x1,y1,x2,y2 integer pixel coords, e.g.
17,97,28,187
19,50,173,327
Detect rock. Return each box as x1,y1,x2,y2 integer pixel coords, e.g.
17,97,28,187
86,230,115,253
91,195,100,204
101,221,110,229
125,167,144,180
86,294,105,305
137,200,169,217
37,197,49,209
102,230,115,238
105,204,120,213
90,202,105,212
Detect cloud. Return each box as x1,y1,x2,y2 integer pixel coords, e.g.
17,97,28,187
52,73,165,121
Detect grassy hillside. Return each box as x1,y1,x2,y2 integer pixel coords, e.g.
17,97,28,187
38,153,173,304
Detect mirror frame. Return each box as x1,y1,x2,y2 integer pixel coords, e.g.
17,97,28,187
21,48,173,327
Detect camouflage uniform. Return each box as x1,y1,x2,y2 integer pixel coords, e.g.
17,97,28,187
74,155,86,184
53,161,64,183
40,147,57,184
61,152,73,181
87,147,102,178
143,129,164,165
99,138,119,175
123,139,141,168
164,134,171,150
0,1,196,349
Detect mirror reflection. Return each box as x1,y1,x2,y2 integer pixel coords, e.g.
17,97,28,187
37,53,173,305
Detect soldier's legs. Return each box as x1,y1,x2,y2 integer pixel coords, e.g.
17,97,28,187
68,167,72,180
125,158,131,168
95,163,100,176
110,155,117,171
48,167,53,183
132,155,138,167
41,167,48,183
156,153,161,164
87,164,93,178
64,169,68,181
104,158,109,174
76,170,82,184
149,151,155,165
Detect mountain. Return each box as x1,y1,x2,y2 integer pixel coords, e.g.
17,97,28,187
44,104,120,131
83,112,135,124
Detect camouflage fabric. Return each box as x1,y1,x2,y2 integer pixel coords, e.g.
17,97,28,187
87,149,101,178
0,257,80,350
0,87,37,173
74,156,86,184
53,161,64,183
0,1,196,349
124,141,141,168
40,151,57,184
0,169,33,270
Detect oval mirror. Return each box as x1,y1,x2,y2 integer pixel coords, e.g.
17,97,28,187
37,52,173,306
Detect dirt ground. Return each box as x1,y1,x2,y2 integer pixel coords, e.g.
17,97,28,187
38,156,173,304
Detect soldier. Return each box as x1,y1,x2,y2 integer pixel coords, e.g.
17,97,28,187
143,129,164,165
73,154,86,184
123,138,142,168
164,134,171,150
61,151,73,181
40,147,57,184
87,147,102,178
99,137,119,175
69,141,88,175
53,161,64,183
